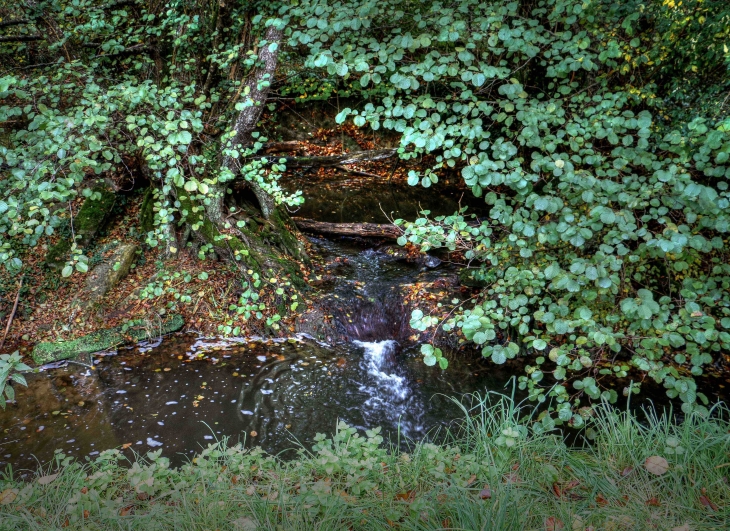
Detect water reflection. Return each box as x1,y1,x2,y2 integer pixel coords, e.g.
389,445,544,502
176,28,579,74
0,335,522,472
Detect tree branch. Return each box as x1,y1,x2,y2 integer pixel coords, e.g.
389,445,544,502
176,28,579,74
0,35,44,43
0,19,31,30
259,148,399,169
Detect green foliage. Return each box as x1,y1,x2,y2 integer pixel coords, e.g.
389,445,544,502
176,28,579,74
280,0,730,414
0,351,30,409
0,0,302,276
2,0,729,413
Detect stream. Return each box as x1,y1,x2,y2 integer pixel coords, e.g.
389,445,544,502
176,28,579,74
2,208,728,474
1,237,523,473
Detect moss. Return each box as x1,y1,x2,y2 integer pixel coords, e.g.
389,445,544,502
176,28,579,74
75,184,117,239
31,314,184,364
44,239,73,270
45,182,117,268
138,186,155,233
266,208,308,262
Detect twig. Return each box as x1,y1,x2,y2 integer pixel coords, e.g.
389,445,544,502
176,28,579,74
334,165,382,179
0,276,24,351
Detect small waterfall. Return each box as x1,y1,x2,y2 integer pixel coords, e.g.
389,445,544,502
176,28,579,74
355,340,421,436
355,340,408,401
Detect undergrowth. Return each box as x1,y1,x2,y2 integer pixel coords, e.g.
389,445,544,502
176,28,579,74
0,394,727,530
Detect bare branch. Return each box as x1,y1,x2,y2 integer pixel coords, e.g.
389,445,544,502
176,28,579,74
0,35,44,43
0,19,31,30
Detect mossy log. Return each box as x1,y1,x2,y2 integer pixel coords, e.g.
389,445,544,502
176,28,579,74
32,314,184,364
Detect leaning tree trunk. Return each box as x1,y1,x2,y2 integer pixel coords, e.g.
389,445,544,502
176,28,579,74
171,23,307,275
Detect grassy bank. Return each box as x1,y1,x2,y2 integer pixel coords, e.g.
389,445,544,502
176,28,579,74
0,395,728,531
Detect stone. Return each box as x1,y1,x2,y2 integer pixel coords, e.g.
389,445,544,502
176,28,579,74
73,243,138,310
45,181,117,269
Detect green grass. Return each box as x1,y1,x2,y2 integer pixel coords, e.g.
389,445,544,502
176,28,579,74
0,394,728,530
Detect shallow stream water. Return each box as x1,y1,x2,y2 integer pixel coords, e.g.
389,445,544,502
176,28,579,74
0,237,523,473
0,333,524,472
2,235,728,474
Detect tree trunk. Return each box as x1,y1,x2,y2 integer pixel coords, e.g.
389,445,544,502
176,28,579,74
219,23,283,221
173,22,307,274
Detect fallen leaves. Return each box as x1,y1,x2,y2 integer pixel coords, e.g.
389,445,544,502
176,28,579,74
0,488,18,505
478,485,492,499
595,493,609,507
645,496,661,506
544,516,564,531
37,473,59,485
644,456,669,475
552,479,581,500
699,494,718,511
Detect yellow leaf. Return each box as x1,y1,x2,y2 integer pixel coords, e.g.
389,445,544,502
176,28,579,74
0,488,18,505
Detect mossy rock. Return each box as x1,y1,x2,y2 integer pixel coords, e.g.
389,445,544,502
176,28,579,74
45,182,117,269
31,314,184,365
73,243,138,310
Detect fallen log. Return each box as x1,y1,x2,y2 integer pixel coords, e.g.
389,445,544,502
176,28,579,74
262,148,398,168
292,217,402,239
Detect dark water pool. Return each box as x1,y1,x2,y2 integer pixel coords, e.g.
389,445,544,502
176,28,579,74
0,335,522,472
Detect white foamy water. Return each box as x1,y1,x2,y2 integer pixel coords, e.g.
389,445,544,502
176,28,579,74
354,340,409,401
354,340,423,437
